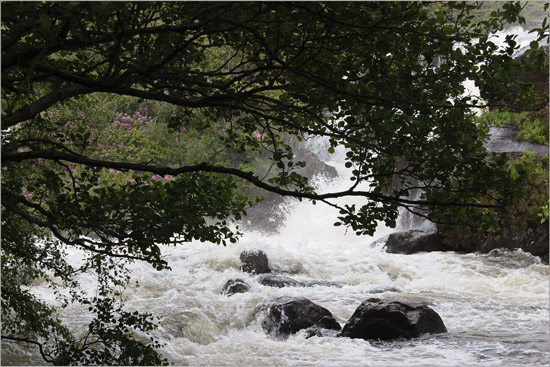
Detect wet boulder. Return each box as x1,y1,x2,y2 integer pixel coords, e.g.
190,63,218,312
262,297,337,337
437,221,549,263
240,250,271,274
258,274,302,288
340,298,447,341
384,230,447,254
304,316,342,339
221,278,250,296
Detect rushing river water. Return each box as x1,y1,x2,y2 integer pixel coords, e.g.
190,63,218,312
3,140,549,367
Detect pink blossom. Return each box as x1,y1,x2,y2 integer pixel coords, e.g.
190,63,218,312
105,153,109,157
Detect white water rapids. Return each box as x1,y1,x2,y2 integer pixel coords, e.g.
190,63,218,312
3,140,549,366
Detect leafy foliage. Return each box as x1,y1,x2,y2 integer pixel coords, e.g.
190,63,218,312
505,152,549,227
1,1,548,364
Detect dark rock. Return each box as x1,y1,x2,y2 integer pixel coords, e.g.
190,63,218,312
293,145,338,179
368,286,402,294
340,298,447,341
437,222,549,260
258,274,301,288
304,316,342,339
221,278,250,296
240,250,271,274
262,297,337,337
384,230,447,254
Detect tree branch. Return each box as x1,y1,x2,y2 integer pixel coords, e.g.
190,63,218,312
2,336,55,364
2,149,502,210
1,85,92,130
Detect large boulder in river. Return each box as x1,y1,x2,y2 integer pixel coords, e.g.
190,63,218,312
221,278,250,296
384,230,447,254
262,297,337,337
240,250,271,274
340,298,447,341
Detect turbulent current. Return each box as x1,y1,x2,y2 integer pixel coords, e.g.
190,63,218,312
4,140,549,367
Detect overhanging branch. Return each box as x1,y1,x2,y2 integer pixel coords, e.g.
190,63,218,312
2,149,502,210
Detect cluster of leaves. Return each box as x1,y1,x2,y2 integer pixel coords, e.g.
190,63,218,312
507,151,549,226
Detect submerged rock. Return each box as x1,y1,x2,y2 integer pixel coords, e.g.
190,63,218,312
304,316,342,339
340,298,447,340
221,279,250,296
258,274,346,288
258,274,301,288
384,230,446,254
240,250,271,274
262,297,337,337
303,279,346,288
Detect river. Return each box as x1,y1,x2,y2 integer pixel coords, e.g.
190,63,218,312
3,139,548,366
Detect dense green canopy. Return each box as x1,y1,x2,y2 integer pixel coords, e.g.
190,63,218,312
1,1,547,364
